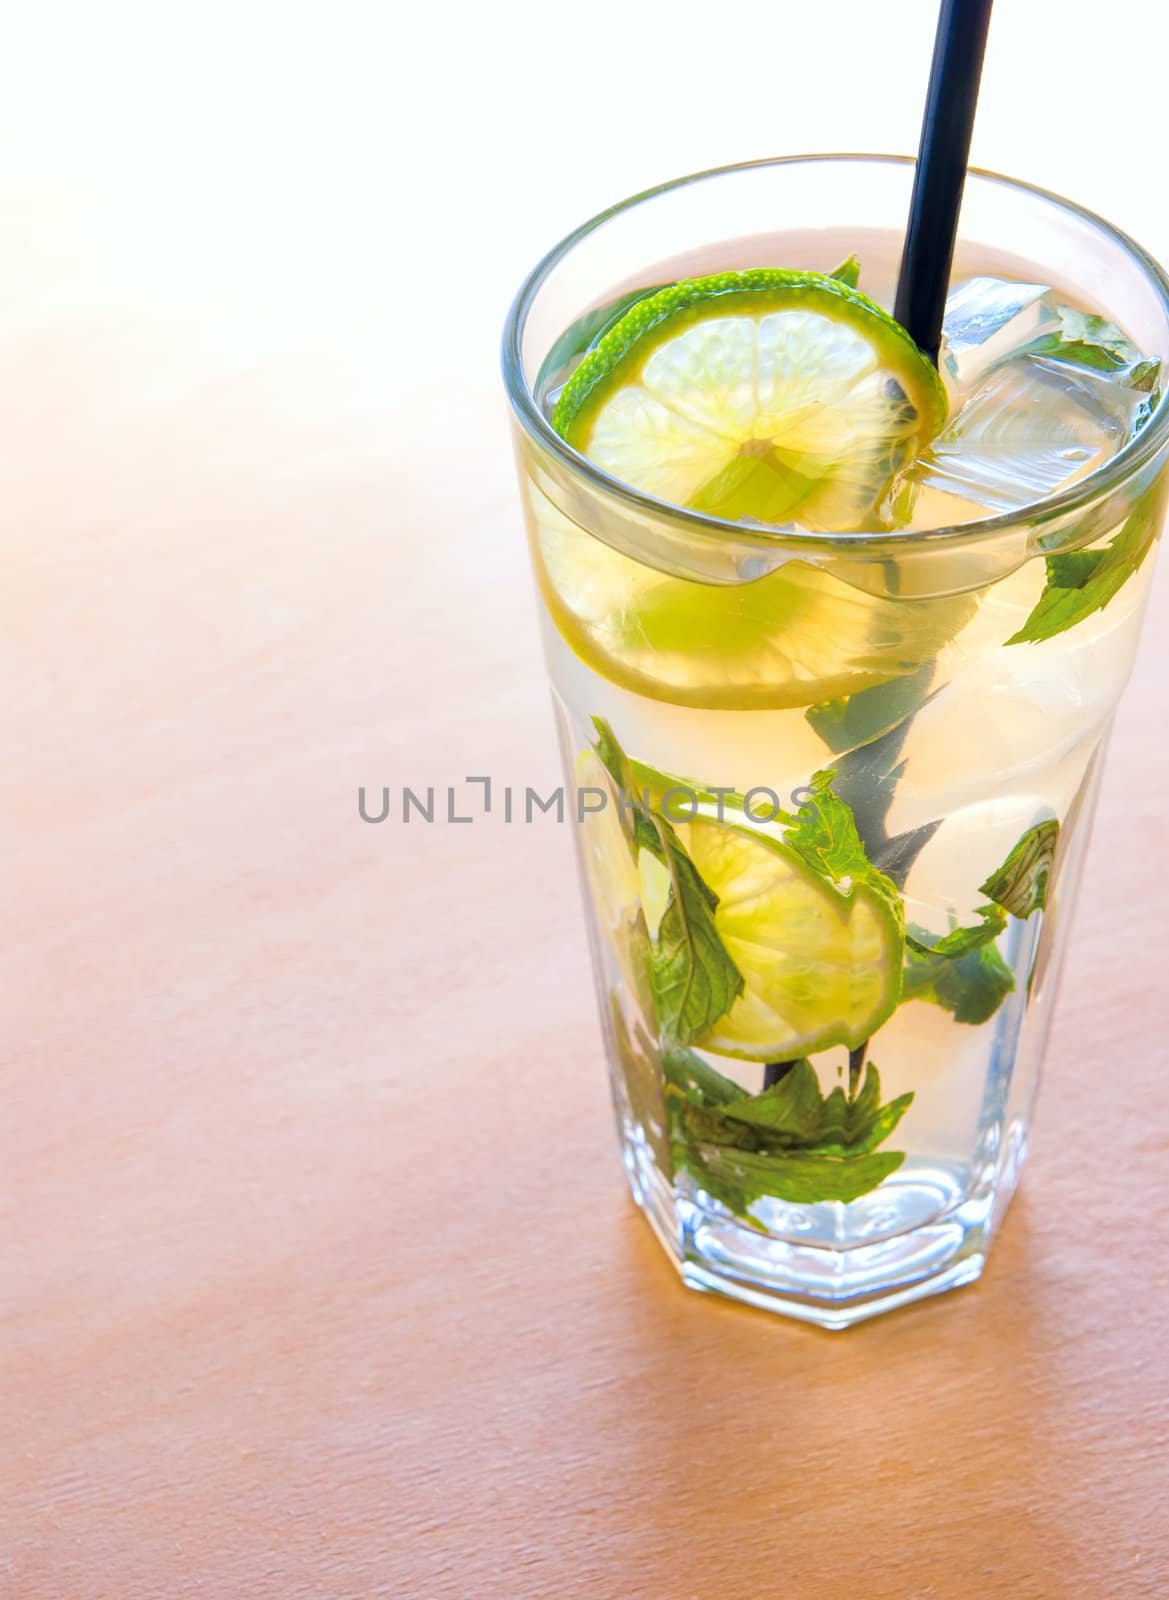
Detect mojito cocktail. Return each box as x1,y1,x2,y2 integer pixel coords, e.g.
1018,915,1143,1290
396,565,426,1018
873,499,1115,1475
503,159,1169,1326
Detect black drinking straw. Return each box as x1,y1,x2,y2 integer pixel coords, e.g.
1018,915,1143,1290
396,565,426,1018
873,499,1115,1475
763,4,994,1098
894,0,994,364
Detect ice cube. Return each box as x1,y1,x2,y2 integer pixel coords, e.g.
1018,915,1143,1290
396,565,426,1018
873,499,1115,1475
941,276,1061,388
903,354,1144,516
885,581,1139,839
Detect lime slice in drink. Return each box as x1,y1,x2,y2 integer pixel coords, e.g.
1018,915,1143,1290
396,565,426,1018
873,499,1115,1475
529,480,975,709
641,814,901,1060
554,270,946,530
532,271,966,710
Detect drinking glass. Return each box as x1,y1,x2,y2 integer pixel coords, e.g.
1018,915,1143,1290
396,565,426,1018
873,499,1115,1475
502,157,1169,1327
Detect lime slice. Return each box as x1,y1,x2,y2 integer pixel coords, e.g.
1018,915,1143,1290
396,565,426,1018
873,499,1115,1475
641,814,901,1060
553,270,947,531
529,479,975,709
533,270,966,710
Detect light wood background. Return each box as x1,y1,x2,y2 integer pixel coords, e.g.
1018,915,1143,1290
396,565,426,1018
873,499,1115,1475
3,3,1169,1595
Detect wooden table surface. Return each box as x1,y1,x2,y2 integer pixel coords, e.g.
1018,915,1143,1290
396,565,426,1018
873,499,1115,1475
4,3,1169,1595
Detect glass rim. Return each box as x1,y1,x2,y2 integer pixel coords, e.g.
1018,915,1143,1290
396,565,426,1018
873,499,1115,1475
501,153,1169,554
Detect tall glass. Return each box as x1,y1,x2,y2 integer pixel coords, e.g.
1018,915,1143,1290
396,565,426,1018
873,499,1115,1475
502,157,1169,1327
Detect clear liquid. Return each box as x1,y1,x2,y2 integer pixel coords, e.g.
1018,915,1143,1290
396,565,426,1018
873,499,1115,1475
520,226,1164,1319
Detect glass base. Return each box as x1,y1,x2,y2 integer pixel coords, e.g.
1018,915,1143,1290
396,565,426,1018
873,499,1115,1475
622,1128,1025,1330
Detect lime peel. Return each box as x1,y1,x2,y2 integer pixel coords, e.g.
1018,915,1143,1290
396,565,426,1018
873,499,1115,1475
552,267,947,478
682,815,902,1061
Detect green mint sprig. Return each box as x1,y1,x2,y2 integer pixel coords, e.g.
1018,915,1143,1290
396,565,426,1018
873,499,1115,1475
897,819,1059,1026
1028,306,1161,390
778,768,906,939
642,812,745,1048
592,718,744,1047
592,715,750,825
905,903,1007,959
1007,495,1160,647
979,818,1058,918
665,1052,913,1213
806,662,937,757
988,307,1163,649
829,254,862,288
902,925,1014,1026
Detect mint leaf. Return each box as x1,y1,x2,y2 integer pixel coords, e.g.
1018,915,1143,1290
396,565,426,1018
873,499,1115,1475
932,946,1013,1025
780,769,905,936
780,769,889,887
806,662,937,756
898,821,1057,1026
833,1083,916,1157
662,1047,743,1108
819,670,946,889
629,761,750,822
815,1073,915,1157
1007,495,1159,647
592,716,749,827
1027,306,1152,379
830,254,861,288
685,1142,905,1210
903,924,1015,1026
591,715,630,791
642,814,745,1048
668,1059,913,1214
719,1062,913,1156
980,819,1059,918
1044,549,1103,589
591,715,653,854
590,719,745,1046
717,1061,829,1144
905,903,1006,959
1128,357,1162,394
